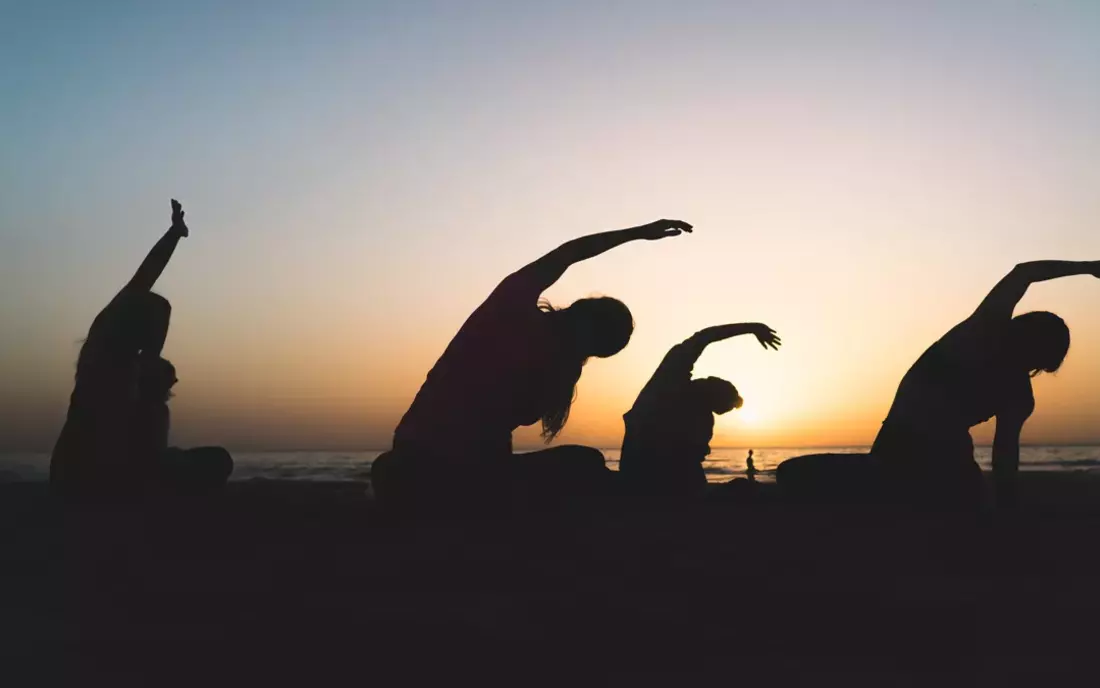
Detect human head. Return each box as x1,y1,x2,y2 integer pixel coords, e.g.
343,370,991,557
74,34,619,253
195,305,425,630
533,296,632,442
691,376,742,414
557,296,635,359
1009,311,1069,376
137,355,177,403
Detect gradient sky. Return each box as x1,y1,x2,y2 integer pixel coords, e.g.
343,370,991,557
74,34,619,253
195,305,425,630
3,0,1100,451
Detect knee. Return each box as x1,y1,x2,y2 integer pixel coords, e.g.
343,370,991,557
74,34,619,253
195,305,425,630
371,451,395,491
204,447,234,480
562,445,607,471
775,455,808,485
370,451,419,505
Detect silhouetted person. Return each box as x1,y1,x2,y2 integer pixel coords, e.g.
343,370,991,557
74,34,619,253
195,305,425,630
50,200,232,497
746,450,757,483
132,355,233,495
618,323,780,497
372,219,694,511
875,261,1096,507
780,260,1095,509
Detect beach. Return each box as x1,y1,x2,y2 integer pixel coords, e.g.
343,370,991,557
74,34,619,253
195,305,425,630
4,471,1100,684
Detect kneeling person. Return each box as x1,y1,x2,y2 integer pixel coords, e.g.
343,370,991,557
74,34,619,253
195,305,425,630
619,323,780,497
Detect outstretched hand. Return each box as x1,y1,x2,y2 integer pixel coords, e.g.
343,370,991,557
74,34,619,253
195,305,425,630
633,219,693,241
749,324,781,350
171,199,189,238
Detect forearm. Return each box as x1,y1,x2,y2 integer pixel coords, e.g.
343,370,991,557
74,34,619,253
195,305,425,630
682,323,760,357
128,228,183,292
691,324,756,344
1013,260,1098,285
549,225,643,266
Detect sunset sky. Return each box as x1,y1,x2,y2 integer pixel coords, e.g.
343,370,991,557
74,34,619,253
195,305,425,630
3,1,1100,452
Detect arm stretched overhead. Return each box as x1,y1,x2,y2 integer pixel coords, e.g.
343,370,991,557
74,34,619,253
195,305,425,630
637,323,781,402
974,260,1100,321
513,219,692,295
124,199,190,293
678,323,781,363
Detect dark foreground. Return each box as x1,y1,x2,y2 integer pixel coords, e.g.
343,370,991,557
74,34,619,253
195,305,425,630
4,474,1100,685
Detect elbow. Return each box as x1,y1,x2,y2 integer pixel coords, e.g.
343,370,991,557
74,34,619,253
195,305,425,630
1009,262,1040,280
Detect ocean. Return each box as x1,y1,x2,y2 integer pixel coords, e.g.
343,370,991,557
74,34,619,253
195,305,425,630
3,446,1100,483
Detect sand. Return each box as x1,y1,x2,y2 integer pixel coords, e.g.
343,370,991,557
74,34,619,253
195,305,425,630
3,473,1100,685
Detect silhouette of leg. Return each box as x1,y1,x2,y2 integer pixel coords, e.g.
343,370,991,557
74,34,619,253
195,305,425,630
775,453,885,504
369,451,399,504
158,446,233,495
512,445,612,503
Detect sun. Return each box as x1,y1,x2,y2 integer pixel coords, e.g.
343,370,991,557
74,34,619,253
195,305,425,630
733,406,760,426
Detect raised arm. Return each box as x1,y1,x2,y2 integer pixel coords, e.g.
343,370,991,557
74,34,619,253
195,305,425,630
518,219,692,292
637,323,781,401
974,260,1100,320
125,199,190,293
679,323,782,364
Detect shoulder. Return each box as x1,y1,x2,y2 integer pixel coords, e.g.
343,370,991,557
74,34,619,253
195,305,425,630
472,269,544,321
942,314,1004,346
925,314,1008,365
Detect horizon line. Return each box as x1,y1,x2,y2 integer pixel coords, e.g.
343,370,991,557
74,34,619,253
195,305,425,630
7,442,1100,454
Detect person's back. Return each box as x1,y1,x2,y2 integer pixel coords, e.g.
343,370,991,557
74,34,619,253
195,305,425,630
881,319,1016,438
50,334,140,494
621,387,713,495
393,269,561,461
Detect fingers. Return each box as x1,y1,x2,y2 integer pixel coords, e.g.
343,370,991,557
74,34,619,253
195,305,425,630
756,332,782,350
653,219,692,233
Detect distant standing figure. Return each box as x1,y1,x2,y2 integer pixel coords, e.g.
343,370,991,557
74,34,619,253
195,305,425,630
50,200,232,497
618,323,780,497
746,450,757,483
372,219,694,511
